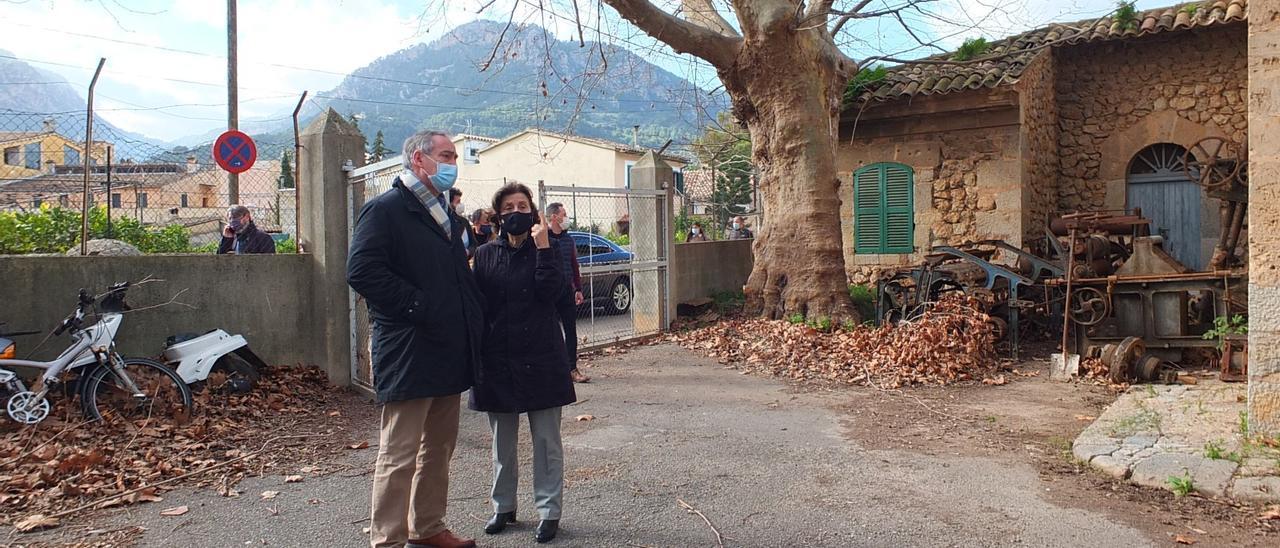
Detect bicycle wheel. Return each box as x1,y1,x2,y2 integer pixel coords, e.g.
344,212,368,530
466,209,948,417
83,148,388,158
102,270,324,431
81,356,194,425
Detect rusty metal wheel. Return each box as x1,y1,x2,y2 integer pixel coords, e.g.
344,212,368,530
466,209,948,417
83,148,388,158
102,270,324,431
1069,287,1110,326
1184,137,1244,191
1109,336,1146,383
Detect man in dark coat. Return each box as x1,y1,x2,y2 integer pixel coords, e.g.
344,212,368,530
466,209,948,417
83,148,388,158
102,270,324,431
545,202,589,383
449,187,477,257
347,130,483,548
216,205,276,254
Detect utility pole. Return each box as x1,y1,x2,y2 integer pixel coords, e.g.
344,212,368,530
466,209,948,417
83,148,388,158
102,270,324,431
227,0,239,204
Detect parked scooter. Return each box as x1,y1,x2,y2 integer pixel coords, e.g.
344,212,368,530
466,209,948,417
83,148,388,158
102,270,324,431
162,330,266,393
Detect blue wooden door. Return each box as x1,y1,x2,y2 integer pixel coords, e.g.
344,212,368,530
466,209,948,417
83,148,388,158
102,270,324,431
1126,144,1203,270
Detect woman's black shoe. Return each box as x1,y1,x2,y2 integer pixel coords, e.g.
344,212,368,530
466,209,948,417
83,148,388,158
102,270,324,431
484,511,517,535
535,519,559,543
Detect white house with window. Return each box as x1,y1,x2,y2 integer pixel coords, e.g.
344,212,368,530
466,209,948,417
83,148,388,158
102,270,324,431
453,128,687,213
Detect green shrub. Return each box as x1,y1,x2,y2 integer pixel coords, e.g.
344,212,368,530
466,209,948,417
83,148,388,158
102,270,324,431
0,206,193,254
849,284,876,322
711,290,745,315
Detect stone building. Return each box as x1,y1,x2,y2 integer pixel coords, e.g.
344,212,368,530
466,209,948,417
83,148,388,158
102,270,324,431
838,0,1247,283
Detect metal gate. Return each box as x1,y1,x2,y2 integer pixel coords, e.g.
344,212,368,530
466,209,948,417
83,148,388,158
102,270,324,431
347,156,404,391
539,182,670,350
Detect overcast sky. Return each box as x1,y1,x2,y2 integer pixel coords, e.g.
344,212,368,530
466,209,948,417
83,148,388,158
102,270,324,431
0,0,1166,142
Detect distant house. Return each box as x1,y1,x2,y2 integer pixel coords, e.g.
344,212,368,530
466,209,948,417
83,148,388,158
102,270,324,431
0,121,109,180
456,128,687,214
452,133,498,165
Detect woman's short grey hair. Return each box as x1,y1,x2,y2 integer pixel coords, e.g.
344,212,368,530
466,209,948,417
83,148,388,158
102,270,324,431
402,130,450,170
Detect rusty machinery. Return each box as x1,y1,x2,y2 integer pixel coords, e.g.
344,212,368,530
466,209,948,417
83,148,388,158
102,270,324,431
876,240,1063,357
1184,136,1248,270
1046,190,1248,384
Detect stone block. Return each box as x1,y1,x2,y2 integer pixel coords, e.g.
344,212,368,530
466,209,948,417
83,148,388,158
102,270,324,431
1230,477,1280,503
1171,96,1197,110
1130,453,1238,497
1091,455,1132,479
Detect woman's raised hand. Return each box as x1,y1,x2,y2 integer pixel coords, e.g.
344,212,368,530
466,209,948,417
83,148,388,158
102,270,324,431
531,212,551,249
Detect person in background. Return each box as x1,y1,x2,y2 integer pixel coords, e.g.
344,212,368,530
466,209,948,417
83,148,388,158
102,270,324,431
347,129,482,548
217,205,276,254
471,183,576,544
686,221,709,242
728,216,754,240
450,188,475,256
471,208,497,247
545,202,590,384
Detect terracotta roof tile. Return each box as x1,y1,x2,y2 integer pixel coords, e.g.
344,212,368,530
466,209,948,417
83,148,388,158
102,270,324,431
863,0,1246,102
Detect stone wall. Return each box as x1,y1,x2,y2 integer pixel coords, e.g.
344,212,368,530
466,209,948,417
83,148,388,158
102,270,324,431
1017,52,1060,239
1054,25,1248,212
836,100,1022,284
1248,0,1280,434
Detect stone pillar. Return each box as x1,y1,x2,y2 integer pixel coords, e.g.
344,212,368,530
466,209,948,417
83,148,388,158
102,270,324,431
629,152,674,331
299,108,364,385
1249,0,1280,435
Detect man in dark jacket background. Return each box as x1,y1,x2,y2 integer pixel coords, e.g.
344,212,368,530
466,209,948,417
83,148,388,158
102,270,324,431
347,129,483,548
216,205,276,254
546,203,589,383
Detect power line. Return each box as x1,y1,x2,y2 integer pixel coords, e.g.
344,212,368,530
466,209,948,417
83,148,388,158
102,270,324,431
4,19,727,107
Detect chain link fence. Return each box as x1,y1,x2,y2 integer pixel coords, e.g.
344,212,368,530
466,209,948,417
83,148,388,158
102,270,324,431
541,182,669,350
0,109,297,254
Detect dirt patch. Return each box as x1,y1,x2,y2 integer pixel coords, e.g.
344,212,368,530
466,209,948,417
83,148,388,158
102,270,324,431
828,357,1278,546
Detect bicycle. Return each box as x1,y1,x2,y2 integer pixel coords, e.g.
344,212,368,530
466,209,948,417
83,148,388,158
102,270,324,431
0,282,194,425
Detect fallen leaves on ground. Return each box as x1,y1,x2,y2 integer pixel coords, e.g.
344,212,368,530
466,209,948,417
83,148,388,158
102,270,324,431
0,365,357,528
260,490,280,500
1262,506,1280,520
575,415,595,422
667,295,1005,389
159,505,189,516
1174,533,1197,544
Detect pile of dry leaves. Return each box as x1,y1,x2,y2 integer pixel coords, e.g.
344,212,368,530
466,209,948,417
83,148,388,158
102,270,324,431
0,366,362,531
669,295,1008,388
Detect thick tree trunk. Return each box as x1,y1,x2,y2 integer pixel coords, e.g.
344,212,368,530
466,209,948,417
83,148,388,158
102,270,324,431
727,36,855,322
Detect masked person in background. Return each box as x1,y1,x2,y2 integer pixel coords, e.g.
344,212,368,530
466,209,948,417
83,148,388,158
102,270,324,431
471,183,575,544
450,188,476,257
217,205,276,254
471,208,497,247
348,130,483,548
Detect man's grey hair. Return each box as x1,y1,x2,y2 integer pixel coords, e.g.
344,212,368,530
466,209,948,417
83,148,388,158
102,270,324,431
546,202,565,216
228,205,250,219
402,130,450,170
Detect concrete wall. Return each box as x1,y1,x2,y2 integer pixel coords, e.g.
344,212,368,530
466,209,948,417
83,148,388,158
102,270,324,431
671,239,754,305
1248,0,1280,435
0,254,317,366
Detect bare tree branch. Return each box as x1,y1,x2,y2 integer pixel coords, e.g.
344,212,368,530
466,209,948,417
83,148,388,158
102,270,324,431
682,0,740,38
857,10,1117,68
602,0,743,69
480,1,521,71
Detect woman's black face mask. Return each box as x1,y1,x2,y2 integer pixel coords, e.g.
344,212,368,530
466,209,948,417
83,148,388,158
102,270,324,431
501,211,536,236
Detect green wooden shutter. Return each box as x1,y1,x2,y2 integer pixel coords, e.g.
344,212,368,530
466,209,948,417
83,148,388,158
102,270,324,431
882,164,914,253
853,163,914,254
853,167,882,253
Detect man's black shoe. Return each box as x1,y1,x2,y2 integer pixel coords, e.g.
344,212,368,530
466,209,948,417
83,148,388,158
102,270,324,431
535,519,559,543
484,512,517,535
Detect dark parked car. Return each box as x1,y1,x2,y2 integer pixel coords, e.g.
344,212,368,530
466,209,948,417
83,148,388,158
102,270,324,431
569,231,633,315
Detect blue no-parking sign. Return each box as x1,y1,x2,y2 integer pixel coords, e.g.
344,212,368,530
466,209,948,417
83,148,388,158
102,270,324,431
213,130,257,174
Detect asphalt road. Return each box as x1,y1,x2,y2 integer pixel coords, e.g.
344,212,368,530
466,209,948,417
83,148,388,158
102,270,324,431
64,344,1152,548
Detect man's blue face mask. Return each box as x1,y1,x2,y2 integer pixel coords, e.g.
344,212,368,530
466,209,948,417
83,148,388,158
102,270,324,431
424,154,458,192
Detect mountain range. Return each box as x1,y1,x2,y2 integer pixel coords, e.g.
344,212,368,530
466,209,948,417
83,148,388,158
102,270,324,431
2,21,721,163
0,48,162,158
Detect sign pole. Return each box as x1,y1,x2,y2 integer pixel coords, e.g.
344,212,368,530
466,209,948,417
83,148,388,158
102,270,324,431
227,0,239,205
81,58,105,256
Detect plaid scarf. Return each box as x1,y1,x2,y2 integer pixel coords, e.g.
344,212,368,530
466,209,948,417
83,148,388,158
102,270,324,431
402,170,450,237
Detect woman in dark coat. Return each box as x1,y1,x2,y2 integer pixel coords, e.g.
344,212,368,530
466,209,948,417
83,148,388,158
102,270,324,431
471,183,576,544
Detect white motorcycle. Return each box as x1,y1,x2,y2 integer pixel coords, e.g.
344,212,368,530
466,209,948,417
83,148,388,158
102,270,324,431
162,330,265,393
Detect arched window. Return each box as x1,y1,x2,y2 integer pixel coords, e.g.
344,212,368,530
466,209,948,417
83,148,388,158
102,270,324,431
1127,143,1193,181
853,162,914,254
